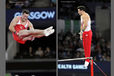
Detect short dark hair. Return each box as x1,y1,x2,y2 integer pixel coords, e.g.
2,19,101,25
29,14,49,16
77,6,86,11
22,9,30,14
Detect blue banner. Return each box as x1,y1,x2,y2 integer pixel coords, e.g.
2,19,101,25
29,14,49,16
6,8,56,28
58,60,110,74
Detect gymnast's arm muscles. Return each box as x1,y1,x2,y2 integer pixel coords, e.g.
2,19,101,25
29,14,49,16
9,16,18,32
82,16,88,31
28,21,34,30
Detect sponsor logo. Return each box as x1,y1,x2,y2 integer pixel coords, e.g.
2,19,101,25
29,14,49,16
85,34,88,36
14,11,55,20
58,64,87,70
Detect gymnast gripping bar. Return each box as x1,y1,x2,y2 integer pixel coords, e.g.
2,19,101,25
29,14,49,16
58,57,93,62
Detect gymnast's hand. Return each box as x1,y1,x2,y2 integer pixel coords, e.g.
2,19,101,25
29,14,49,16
79,31,83,40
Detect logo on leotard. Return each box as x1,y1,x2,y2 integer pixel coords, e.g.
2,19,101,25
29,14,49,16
20,26,23,29
85,34,88,36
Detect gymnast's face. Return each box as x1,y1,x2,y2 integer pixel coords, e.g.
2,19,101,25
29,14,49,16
78,9,83,15
22,13,29,21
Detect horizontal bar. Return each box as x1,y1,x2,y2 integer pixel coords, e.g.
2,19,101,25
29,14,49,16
58,57,93,62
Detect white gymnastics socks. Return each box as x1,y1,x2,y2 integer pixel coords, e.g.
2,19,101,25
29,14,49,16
44,26,55,36
84,61,89,68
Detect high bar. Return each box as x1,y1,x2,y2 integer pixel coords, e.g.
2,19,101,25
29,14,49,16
58,57,93,62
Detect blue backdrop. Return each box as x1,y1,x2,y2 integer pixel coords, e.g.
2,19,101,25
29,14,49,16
58,60,110,75
6,8,56,28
